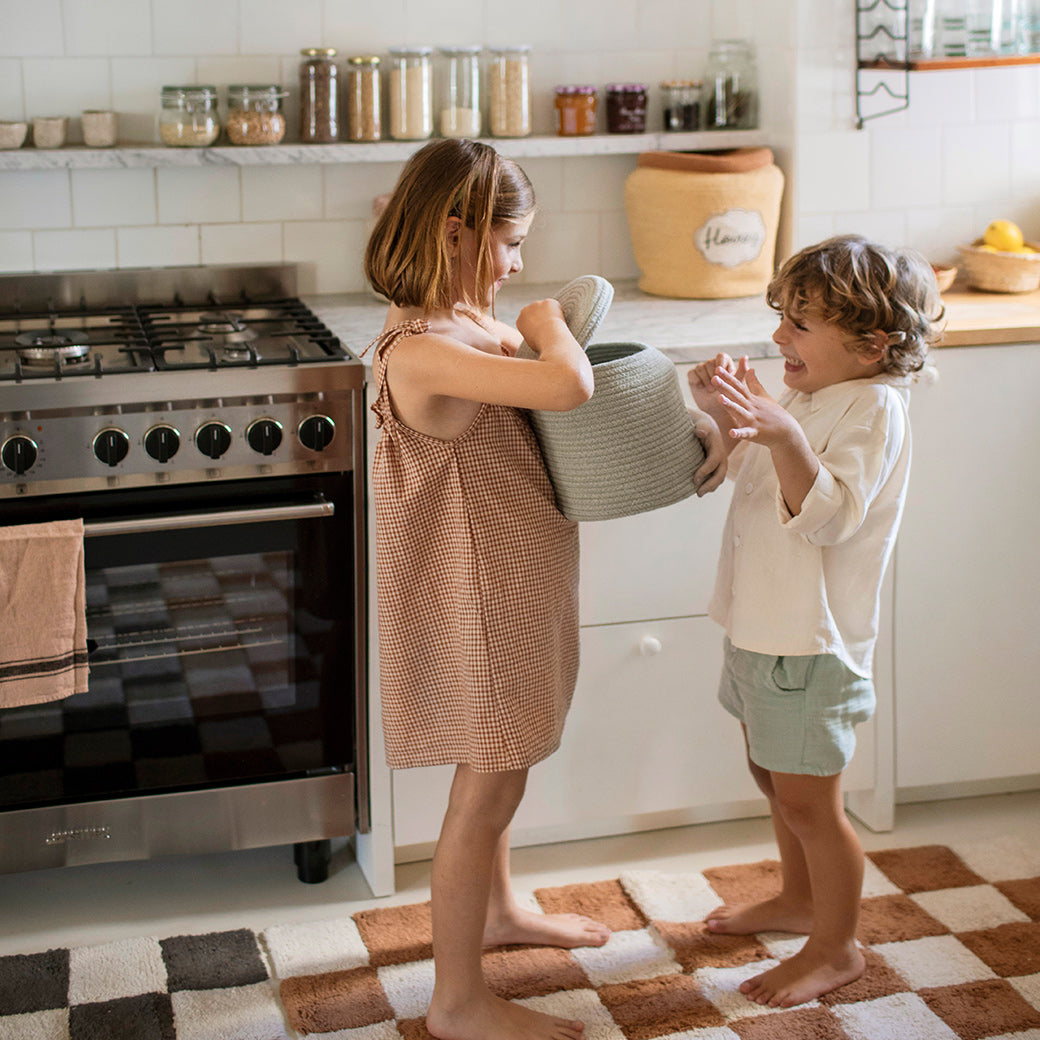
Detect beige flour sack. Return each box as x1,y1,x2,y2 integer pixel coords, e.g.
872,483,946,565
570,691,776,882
624,148,784,299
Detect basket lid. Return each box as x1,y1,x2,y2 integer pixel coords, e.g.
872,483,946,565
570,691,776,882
637,147,774,174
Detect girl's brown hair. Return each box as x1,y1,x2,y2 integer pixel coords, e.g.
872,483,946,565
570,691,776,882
766,234,945,376
364,138,535,313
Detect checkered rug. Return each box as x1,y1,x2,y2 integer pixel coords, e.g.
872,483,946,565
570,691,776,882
2,841,1039,1039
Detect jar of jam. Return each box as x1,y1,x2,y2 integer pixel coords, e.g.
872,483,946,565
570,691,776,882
159,86,220,147
554,85,597,136
299,47,338,143
605,83,648,133
346,55,381,141
661,79,701,131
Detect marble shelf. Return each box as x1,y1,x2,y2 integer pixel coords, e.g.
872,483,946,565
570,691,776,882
0,129,767,171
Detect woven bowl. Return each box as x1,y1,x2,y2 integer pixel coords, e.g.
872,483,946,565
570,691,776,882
931,264,958,293
958,239,1040,293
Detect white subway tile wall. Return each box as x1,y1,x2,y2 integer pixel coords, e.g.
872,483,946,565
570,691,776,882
0,0,1033,285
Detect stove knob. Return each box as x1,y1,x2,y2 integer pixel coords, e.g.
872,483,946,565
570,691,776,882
195,421,232,460
1,434,38,475
94,427,130,468
299,414,335,452
144,424,180,464
246,417,283,456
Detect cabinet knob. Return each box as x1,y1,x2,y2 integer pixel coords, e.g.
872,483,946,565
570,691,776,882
638,636,662,656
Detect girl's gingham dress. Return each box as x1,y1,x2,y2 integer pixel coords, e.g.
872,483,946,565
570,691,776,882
369,320,580,772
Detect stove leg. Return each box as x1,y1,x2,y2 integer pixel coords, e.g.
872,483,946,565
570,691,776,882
293,838,332,883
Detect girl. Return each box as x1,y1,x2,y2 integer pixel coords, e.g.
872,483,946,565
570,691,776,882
363,138,607,1040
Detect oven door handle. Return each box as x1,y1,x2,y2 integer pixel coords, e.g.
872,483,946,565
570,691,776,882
83,497,334,537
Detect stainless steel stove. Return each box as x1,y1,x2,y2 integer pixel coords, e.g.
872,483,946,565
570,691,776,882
0,265,368,884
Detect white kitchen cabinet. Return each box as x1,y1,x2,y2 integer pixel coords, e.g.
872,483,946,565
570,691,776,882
893,344,1040,791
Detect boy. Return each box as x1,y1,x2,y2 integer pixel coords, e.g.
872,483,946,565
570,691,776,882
688,235,943,1008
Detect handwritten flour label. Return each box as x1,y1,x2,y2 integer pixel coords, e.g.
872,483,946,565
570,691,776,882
693,209,766,268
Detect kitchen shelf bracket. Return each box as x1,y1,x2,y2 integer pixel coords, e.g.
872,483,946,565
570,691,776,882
855,0,910,128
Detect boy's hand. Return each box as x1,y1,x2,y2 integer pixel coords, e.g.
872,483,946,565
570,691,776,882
689,410,727,495
713,364,798,446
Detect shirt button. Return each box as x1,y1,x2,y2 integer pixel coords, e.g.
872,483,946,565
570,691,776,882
744,482,754,494
733,535,741,547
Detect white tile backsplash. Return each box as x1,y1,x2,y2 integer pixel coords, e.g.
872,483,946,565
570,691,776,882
200,222,283,265
34,228,117,271
241,165,323,223
71,168,156,227
23,58,113,120
157,167,241,224
62,0,152,57
0,231,34,272
239,0,323,55
0,0,63,58
152,0,240,57
0,170,71,229
116,225,201,268
940,120,1012,205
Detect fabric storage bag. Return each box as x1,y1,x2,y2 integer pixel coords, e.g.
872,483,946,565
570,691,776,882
528,342,706,522
624,147,784,299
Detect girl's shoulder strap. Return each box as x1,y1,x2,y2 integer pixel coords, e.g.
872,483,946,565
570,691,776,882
364,318,431,428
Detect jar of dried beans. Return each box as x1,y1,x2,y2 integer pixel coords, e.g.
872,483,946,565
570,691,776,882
487,45,531,138
346,56,382,141
438,46,482,138
553,85,597,136
299,47,339,143
226,85,288,145
159,86,220,147
388,47,433,140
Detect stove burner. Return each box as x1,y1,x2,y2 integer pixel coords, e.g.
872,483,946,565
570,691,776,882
14,329,91,365
197,316,260,351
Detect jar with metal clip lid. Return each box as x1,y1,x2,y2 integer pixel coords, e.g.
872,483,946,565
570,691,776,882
438,46,482,138
487,45,531,137
159,85,220,147
299,47,339,143
346,55,382,141
388,47,433,140
226,85,287,145
705,38,758,129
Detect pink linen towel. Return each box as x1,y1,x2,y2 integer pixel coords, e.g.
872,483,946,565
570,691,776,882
0,518,88,708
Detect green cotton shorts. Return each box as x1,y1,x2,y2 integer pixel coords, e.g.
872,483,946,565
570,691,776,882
717,638,876,777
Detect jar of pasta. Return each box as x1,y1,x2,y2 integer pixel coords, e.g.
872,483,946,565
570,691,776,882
346,56,382,141
226,85,287,145
487,45,531,137
553,85,597,136
388,47,433,140
159,86,220,147
438,46,482,138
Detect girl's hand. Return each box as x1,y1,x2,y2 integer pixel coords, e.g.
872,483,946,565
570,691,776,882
713,364,798,446
689,411,727,495
516,299,569,354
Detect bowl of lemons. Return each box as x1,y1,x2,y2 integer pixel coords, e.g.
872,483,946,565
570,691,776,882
959,220,1040,293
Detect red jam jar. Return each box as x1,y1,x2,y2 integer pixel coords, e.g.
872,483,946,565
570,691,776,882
606,83,648,133
554,85,597,135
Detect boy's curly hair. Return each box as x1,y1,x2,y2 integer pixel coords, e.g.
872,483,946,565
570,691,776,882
766,235,945,376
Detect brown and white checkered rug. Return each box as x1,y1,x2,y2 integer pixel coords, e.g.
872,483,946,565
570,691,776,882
2,841,1039,1039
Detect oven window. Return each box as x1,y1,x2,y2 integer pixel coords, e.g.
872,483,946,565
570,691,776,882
0,484,354,811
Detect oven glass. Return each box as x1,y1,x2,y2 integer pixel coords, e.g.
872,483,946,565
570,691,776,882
0,476,354,811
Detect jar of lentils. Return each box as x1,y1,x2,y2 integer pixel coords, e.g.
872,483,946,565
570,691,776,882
299,47,339,142
346,56,382,141
553,85,597,136
388,47,433,140
487,45,531,137
226,85,288,145
159,86,220,147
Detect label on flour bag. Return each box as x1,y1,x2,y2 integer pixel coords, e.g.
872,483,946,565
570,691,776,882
693,209,766,268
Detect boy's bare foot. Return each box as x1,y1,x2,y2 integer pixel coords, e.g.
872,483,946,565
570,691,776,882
704,897,813,936
427,991,584,1040
484,907,611,949
740,943,866,1007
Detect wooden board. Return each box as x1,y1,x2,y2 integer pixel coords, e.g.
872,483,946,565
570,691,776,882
938,285,1040,346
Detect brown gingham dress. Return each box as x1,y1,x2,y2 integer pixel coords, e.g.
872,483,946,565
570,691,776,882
370,320,580,772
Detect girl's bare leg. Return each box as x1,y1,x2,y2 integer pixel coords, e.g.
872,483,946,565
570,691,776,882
483,826,611,949
425,764,585,1040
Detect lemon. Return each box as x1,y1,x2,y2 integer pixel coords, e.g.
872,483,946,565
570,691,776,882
983,219,1025,252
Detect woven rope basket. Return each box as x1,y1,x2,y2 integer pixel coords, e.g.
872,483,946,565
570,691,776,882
528,342,706,522
958,240,1040,293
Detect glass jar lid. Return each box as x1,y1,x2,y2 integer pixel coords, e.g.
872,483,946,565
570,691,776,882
555,84,597,94
389,46,432,56
228,84,288,98
161,85,217,99
606,83,648,92
300,47,337,57
438,45,482,55
347,55,380,65
487,44,531,53
661,78,701,88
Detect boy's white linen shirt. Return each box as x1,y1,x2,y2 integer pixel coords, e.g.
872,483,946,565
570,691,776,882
708,374,912,679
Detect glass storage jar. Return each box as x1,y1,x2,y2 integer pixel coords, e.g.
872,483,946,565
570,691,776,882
606,82,648,133
487,45,531,138
346,56,382,141
438,46,482,138
554,85,597,136
705,39,758,129
388,47,433,140
159,86,220,147
299,47,339,143
226,85,287,145
661,79,701,131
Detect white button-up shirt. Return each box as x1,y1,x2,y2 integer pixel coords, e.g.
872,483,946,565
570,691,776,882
709,374,912,678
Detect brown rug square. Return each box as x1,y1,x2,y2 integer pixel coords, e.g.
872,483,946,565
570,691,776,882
533,877,648,931
352,901,433,967
855,892,949,943
997,876,1040,920
868,844,986,893
920,977,1040,1038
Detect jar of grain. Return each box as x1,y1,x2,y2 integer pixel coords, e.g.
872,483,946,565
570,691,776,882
438,46,482,138
299,48,339,143
487,45,531,138
346,56,382,141
388,47,433,140
553,85,597,136
159,86,220,147
226,85,288,145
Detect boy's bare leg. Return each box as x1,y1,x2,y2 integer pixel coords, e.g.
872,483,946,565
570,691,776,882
483,827,611,949
739,771,865,1007
426,764,585,1040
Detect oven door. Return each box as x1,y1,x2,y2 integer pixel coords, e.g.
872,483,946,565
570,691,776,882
0,474,364,874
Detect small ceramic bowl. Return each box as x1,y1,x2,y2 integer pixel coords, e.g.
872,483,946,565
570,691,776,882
0,121,28,149
931,264,958,293
32,116,68,149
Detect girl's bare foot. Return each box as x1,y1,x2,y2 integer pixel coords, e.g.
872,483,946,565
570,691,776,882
740,943,865,1007
704,896,813,936
427,990,584,1040
484,907,611,949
